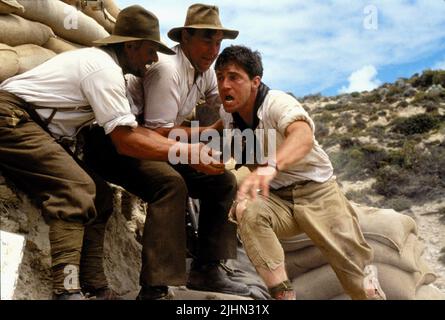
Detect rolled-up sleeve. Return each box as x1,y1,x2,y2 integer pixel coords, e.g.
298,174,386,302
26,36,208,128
266,92,315,136
81,68,137,134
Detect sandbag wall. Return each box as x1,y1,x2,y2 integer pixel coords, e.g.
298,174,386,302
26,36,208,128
281,204,445,300
0,0,120,82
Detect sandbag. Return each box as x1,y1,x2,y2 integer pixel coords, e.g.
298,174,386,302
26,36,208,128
291,264,344,300
79,5,115,33
354,204,417,251
0,0,23,14
60,0,115,33
0,14,55,47
16,0,109,46
375,263,435,300
415,285,445,300
42,37,82,54
15,44,56,74
285,232,425,278
61,0,120,19
103,0,120,19
0,44,19,82
291,262,436,300
280,204,417,252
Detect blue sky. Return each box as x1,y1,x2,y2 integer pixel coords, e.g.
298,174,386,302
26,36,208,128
115,0,445,97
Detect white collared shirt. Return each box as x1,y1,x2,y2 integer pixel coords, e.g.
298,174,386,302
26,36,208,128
220,90,333,189
0,47,137,138
126,44,221,128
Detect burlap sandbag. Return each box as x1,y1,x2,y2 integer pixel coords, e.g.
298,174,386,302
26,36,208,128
291,264,344,300
61,0,120,19
280,204,417,252
0,44,19,82
353,204,417,251
0,0,23,14
332,285,445,300
60,0,115,33
415,285,445,300
0,14,55,47
42,37,83,54
79,5,115,33
375,263,436,300
291,262,436,300
103,0,120,19
285,232,425,278
15,44,56,74
16,0,109,46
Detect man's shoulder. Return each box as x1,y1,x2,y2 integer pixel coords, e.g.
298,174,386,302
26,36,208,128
266,90,302,106
73,47,120,71
146,54,180,78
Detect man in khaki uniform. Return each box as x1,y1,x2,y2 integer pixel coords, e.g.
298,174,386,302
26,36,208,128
0,5,218,300
215,45,386,300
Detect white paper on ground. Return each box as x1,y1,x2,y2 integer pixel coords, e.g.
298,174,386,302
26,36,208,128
1,230,25,300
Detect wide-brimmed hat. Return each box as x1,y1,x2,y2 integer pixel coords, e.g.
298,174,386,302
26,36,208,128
168,3,239,42
93,5,174,55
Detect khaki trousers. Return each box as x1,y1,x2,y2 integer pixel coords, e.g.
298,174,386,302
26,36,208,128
0,90,113,293
237,177,373,299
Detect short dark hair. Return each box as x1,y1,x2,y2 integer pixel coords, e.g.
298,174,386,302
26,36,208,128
215,45,263,79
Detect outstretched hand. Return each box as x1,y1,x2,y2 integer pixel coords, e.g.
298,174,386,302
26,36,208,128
237,165,278,201
189,143,225,175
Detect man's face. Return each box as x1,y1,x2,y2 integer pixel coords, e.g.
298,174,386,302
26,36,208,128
216,62,260,114
182,29,224,73
124,40,159,77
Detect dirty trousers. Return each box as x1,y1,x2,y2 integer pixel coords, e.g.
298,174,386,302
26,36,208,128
83,126,238,287
236,177,373,299
0,90,113,292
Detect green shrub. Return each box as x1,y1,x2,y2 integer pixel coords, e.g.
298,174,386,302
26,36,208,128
351,92,360,98
362,92,382,103
410,69,445,88
397,100,409,108
373,166,411,197
324,103,343,111
353,115,367,130
382,196,413,211
432,70,445,87
391,114,441,135
345,189,374,206
412,92,426,104
339,137,356,149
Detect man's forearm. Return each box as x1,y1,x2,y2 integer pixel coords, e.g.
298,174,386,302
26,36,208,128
275,121,313,171
110,126,179,161
153,124,213,139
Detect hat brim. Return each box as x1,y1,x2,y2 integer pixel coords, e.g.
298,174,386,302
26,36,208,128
93,35,175,55
168,25,239,42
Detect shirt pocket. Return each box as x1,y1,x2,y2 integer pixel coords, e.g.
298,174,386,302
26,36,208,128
0,104,29,128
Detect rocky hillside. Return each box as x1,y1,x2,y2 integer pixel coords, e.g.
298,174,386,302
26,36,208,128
302,69,445,289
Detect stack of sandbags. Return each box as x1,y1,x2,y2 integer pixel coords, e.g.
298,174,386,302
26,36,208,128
0,44,18,82
1,0,121,82
14,44,57,74
15,0,109,46
0,0,23,14
281,204,445,300
60,0,119,33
